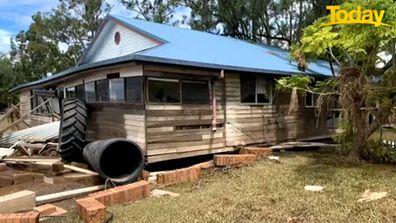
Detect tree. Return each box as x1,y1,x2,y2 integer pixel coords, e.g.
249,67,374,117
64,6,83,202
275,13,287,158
10,0,111,80
120,0,182,23
0,56,21,110
181,0,342,47
280,0,396,160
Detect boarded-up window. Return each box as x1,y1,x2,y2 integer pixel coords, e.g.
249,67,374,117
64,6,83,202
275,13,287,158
181,81,209,104
85,82,96,103
240,75,272,104
96,79,109,102
126,77,142,103
148,79,180,103
75,85,85,101
109,78,125,102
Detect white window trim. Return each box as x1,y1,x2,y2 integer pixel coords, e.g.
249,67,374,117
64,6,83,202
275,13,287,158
240,76,273,105
305,92,319,108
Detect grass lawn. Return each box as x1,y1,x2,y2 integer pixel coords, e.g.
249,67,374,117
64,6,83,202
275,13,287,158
47,150,396,223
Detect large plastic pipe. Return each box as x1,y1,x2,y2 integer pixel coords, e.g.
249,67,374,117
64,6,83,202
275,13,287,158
83,138,145,184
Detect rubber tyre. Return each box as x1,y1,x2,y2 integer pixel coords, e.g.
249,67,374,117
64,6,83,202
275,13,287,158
58,98,88,162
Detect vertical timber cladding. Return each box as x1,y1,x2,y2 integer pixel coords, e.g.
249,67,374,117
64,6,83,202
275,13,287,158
144,65,226,162
19,90,31,115
224,72,330,147
60,64,147,150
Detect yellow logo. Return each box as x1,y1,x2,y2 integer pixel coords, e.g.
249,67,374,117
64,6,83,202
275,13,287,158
322,6,390,27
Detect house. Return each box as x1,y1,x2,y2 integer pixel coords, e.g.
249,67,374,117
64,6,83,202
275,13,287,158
11,14,336,163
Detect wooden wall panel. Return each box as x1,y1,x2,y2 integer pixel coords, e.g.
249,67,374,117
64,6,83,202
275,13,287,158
19,90,31,115
145,74,227,162
224,72,331,147
86,104,146,149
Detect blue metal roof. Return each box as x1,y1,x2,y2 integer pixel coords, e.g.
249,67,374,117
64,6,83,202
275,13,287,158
110,14,335,76
12,14,336,92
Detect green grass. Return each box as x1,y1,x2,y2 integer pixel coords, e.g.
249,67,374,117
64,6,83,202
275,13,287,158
370,128,396,141
47,150,396,223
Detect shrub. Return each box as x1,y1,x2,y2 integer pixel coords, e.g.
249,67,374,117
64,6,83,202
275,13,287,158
361,140,396,164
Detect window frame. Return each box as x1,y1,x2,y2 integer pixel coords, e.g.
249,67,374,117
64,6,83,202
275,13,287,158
240,75,273,105
125,76,143,104
109,78,125,102
147,77,181,104
84,81,96,103
181,80,210,105
305,92,319,108
147,77,211,105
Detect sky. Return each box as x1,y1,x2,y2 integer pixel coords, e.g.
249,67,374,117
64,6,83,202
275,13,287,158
0,0,189,54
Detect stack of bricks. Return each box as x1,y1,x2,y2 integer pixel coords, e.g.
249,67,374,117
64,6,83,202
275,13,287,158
88,180,151,206
157,166,201,185
75,180,151,223
214,154,257,167
0,212,39,223
76,198,106,223
239,147,273,158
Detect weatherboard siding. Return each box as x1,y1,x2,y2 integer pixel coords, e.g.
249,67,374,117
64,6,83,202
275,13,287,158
143,66,227,163
224,72,330,146
83,21,158,64
86,104,146,149
59,65,143,89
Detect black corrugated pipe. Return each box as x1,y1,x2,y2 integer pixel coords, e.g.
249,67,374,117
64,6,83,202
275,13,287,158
83,138,145,184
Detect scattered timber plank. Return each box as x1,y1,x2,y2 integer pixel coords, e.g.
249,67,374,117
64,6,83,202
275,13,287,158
36,185,105,205
271,142,339,151
64,165,98,176
152,189,180,198
3,157,61,163
2,158,98,175
0,190,36,213
0,97,53,134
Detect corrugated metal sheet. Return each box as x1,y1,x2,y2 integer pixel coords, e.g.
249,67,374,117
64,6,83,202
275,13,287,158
11,14,337,92
0,121,59,147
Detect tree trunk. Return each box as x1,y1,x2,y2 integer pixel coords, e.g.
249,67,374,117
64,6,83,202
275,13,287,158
347,129,368,161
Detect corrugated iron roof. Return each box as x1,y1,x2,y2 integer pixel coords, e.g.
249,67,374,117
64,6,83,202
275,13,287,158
11,15,337,92
0,122,59,147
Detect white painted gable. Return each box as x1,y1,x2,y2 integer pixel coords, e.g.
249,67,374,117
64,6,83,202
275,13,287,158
82,20,159,64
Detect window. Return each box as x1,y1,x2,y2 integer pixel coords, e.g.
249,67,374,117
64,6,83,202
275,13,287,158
75,85,85,101
85,82,96,103
66,87,75,98
126,77,142,103
109,78,125,102
305,92,319,107
148,78,180,103
182,81,209,104
240,76,256,103
96,79,109,102
240,75,272,104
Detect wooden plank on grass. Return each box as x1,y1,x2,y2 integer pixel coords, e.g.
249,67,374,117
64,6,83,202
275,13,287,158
36,185,105,205
0,190,36,213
